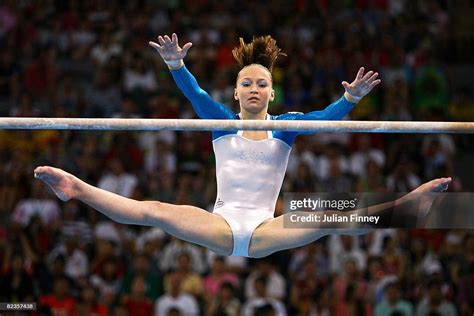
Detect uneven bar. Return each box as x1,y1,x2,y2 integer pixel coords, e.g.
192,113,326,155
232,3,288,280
0,117,474,133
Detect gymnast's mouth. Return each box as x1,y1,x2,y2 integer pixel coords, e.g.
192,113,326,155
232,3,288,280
248,97,260,102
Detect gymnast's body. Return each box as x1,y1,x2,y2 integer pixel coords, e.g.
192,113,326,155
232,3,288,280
34,34,451,258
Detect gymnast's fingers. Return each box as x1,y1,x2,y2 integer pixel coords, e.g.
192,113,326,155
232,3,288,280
182,42,193,54
356,67,364,80
367,72,379,83
369,79,381,89
149,41,161,50
362,70,374,81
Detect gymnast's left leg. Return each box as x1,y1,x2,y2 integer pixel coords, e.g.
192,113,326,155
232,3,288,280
249,177,451,258
248,216,371,258
33,166,234,255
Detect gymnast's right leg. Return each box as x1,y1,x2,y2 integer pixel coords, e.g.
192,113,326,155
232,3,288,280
33,166,233,255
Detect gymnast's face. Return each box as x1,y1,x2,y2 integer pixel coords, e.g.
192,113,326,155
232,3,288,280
235,64,275,117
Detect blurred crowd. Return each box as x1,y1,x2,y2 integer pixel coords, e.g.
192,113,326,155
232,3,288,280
1,0,474,315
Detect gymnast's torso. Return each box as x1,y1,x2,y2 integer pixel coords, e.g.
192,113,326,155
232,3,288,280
212,127,291,223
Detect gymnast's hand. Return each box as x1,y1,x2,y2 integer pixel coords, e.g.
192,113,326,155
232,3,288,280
149,33,193,70
342,67,381,103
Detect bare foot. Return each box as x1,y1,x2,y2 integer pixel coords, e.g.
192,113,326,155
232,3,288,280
411,177,452,194
34,166,78,201
406,177,451,220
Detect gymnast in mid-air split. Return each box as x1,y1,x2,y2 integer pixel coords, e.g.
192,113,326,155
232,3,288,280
34,33,451,258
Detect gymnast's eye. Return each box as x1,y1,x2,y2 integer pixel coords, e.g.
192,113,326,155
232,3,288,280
257,80,268,88
241,81,251,87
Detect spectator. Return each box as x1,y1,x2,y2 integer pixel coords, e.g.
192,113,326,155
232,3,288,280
374,280,413,316
75,283,108,316
11,180,61,229
244,259,286,301
349,134,385,178
241,276,287,316
90,32,122,66
332,258,369,315
97,158,138,198
37,254,76,296
39,276,77,316
289,242,329,279
167,252,204,299
122,275,154,316
317,143,350,181
144,139,177,175
421,134,455,179
289,258,327,315
120,252,163,300
381,235,407,278
415,278,457,316
112,97,142,119
0,251,35,302
329,235,367,274
84,68,121,117
206,248,249,275
154,272,199,316
23,46,58,101
204,256,239,300
90,257,122,306
291,162,316,192
59,201,94,249
316,157,354,192
123,53,158,94
356,159,386,192
160,238,206,274
386,158,421,192
206,282,241,316
47,236,89,285
413,52,449,113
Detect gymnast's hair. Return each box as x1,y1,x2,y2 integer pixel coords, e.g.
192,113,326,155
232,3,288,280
232,35,285,73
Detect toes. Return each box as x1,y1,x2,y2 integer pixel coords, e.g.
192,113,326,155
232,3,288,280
432,178,450,192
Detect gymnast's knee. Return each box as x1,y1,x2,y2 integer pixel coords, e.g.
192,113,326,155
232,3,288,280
141,200,170,222
142,200,163,210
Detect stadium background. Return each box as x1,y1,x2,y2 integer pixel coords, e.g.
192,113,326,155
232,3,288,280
0,0,474,315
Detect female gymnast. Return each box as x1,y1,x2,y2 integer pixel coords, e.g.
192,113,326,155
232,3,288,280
34,34,451,258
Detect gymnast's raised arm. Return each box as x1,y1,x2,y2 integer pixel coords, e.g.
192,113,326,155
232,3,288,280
300,67,381,121
149,33,235,120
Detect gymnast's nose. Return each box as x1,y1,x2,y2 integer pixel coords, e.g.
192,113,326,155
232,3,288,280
250,84,258,94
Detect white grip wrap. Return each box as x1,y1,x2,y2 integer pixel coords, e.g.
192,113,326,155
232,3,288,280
164,59,183,69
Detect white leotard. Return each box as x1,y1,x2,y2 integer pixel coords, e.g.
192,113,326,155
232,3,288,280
212,128,291,256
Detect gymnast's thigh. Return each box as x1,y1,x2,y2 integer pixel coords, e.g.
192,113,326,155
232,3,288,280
248,214,328,258
249,213,372,257
144,201,233,255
